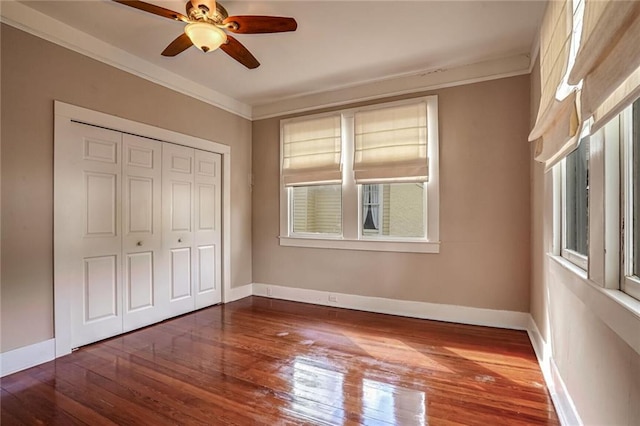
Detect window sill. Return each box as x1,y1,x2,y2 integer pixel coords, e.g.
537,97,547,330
548,253,640,356
560,248,588,271
279,236,440,253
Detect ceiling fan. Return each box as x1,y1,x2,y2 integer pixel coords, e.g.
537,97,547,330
112,0,297,69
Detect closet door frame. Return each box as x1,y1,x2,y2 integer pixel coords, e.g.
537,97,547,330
53,101,231,357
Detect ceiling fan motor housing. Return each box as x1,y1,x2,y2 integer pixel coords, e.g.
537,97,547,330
186,0,228,23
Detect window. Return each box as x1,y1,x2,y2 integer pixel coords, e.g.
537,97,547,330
279,97,439,253
622,99,640,300
291,185,342,235
361,183,425,238
561,136,589,269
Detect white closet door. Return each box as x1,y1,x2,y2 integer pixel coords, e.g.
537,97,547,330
56,122,124,348
194,150,222,308
162,143,196,316
122,134,165,331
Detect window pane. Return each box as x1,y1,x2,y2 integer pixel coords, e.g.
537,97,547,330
633,100,640,276
361,183,424,238
291,185,342,234
565,137,589,256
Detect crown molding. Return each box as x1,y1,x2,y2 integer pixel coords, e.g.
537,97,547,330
252,54,532,120
528,18,541,73
0,0,252,120
1,0,536,122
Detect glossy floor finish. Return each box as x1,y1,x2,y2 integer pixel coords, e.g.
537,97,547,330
1,297,559,425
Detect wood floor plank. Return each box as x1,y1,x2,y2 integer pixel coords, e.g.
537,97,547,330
1,296,559,425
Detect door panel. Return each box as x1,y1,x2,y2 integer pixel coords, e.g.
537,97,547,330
84,138,117,163
170,248,192,300
171,182,192,231
122,134,164,332
194,150,222,308
127,145,154,168
85,173,117,237
171,155,192,173
163,144,196,316
126,252,154,312
197,245,215,293
56,122,123,348
83,255,118,322
197,184,216,230
127,177,153,233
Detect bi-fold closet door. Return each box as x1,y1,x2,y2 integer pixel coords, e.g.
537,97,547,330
162,143,222,317
57,121,221,349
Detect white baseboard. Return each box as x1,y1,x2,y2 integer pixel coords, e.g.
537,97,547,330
225,283,254,303
527,317,582,426
251,283,529,330
1,338,56,377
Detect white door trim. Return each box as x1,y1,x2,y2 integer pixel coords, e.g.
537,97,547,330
54,101,232,357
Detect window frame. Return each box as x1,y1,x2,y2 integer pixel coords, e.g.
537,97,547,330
279,96,440,253
358,182,428,241
621,103,640,300
549,104,640,359
288,184,343,238
559,136,590,270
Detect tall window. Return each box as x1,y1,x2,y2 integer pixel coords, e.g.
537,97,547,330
561,136,589,269
282,114,342,237
280,96,440,253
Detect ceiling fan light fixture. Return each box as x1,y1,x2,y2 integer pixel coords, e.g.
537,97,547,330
184,22,227,53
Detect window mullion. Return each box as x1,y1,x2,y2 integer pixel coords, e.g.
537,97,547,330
342,112,358,240
600,113,620,289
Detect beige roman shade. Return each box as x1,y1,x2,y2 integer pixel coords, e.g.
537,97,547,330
282,115,342,186
529,0,581,170
353,102,428,183
569,0,640,131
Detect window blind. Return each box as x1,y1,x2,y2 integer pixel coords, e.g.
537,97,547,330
281,115,342,186
569,0,640,131
529,0,582,171
353,102,428,183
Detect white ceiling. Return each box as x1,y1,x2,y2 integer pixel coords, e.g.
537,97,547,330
12,0,545,115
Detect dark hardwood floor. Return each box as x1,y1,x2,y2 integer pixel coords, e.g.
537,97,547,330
1,296,559,425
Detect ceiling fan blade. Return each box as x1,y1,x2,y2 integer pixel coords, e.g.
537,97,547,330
223,16,297,34
220,35,260,69
112,1,187,22
161,33,193,57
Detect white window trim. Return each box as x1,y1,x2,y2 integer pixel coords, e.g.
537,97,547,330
621,105,640,300
279,96,440,253
559,157,589,271
560,248,588,271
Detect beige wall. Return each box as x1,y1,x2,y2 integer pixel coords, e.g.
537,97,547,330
529,54,548,339
252,75,531,312
0,25,253,352
529,56,640,424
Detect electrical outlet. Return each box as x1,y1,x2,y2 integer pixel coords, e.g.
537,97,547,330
266,287,272,296
328,294,337,303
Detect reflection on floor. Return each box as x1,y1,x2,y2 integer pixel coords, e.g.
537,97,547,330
1,296,559,425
